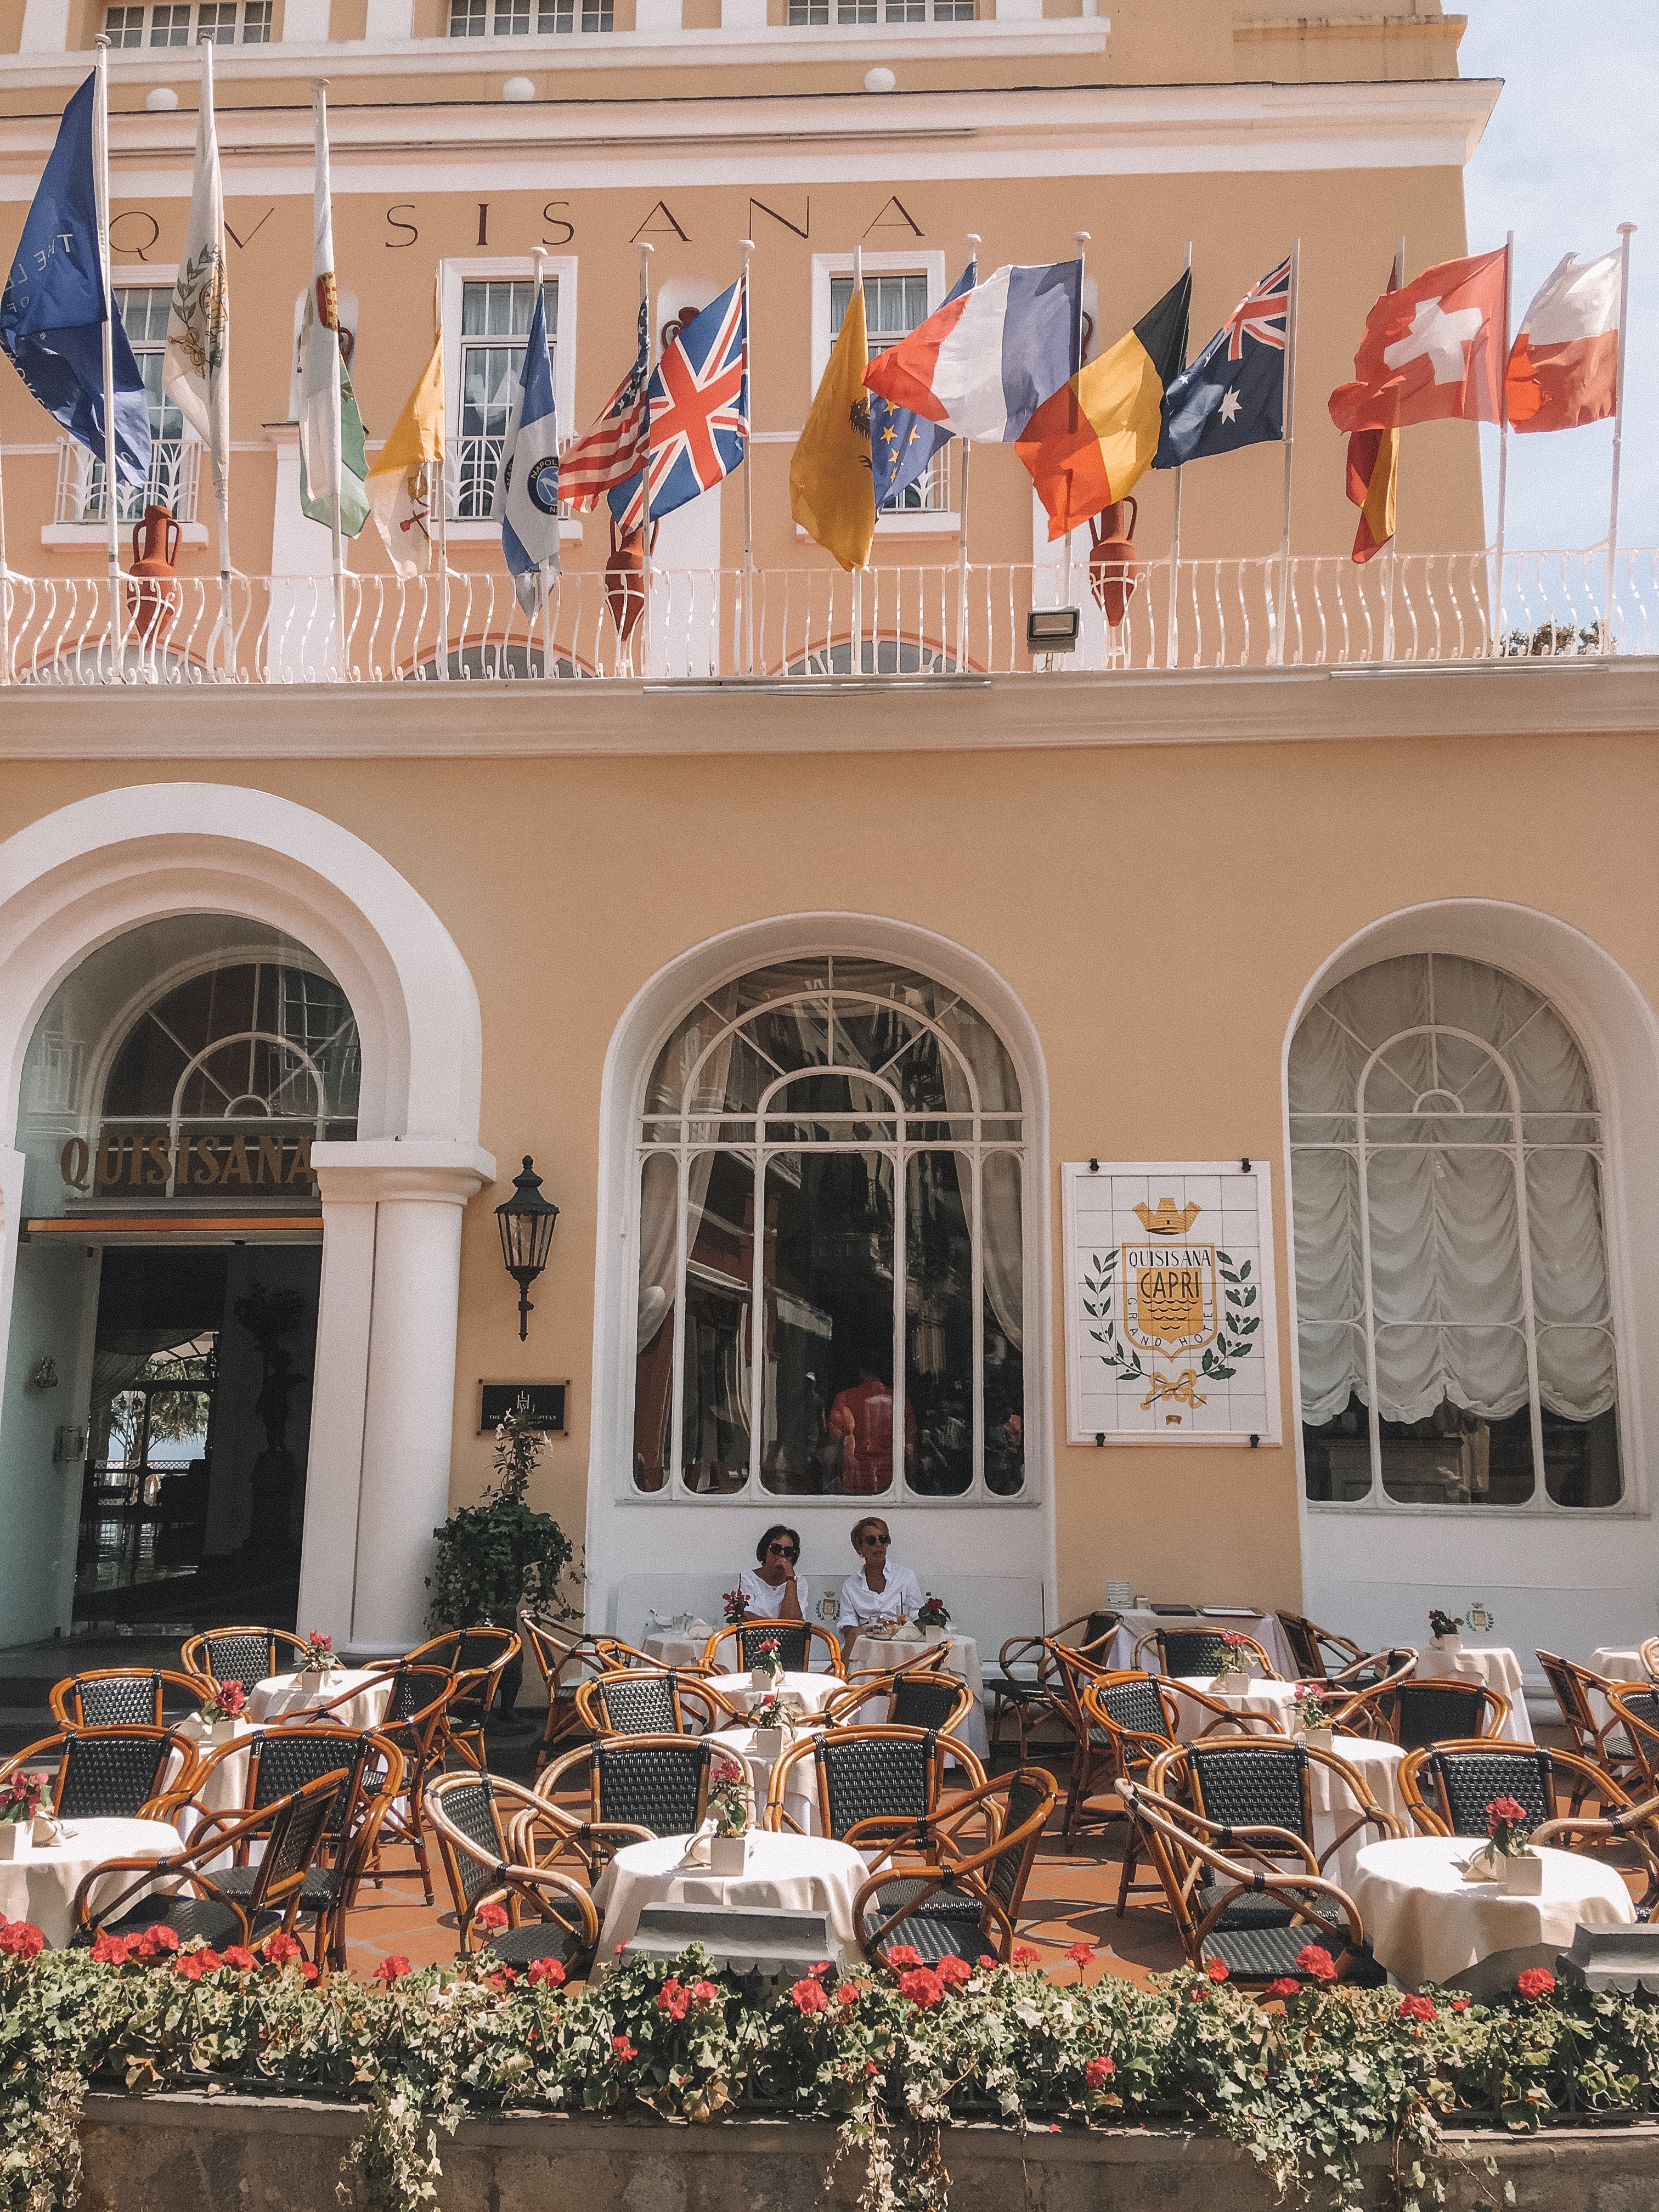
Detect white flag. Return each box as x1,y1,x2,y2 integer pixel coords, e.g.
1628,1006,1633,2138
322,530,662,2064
297,84,342,529
162,38,229,507
491,278,561,614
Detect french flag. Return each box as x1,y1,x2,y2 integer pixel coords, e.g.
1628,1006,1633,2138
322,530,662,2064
863,260,1082,443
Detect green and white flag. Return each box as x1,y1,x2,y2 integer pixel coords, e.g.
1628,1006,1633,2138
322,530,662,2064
296,84,368,538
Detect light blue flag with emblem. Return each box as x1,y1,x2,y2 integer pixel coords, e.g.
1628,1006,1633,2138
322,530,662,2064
492,281,560,616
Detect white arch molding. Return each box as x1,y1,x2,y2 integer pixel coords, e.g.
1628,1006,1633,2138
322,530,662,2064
1280,898,1659,1675
585,912,1058,1657
0,786,494,1651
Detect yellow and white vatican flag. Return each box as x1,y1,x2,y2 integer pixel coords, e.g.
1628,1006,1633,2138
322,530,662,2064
162,37,229,524
367,330,444,576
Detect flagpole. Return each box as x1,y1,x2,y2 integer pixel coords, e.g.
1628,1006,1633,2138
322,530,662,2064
1273,238,1300,669
93,36,125,676
850,243,865,675
434,269,450,681
530,247,556,678
198,35,232,681
1604,221,1637,651
739,236,754,678
1384,232,1404,663
312,81,346,672
1164,236,1192,670
1064,231,1089,618
634,241,654,676
1491,228,1514,656
0,434,10,686
956,232,979,674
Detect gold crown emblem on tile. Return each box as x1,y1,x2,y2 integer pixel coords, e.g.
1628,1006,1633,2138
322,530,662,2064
1133,1197,1203,1237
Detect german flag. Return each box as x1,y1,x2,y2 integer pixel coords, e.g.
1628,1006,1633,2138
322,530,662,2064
1346,425,1397,564
1016,272,1190,543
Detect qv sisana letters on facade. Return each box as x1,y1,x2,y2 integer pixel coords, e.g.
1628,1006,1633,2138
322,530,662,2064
1062,1161,1281,1446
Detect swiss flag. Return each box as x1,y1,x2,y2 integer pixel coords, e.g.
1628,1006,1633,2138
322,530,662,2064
1328,247,1508,433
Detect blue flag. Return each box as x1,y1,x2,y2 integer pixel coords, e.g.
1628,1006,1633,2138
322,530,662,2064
1153,255,1290,470
869,259,975,508
0,74,151,487
492,281,560,615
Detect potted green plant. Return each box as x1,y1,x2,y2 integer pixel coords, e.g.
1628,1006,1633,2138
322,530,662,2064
428,1401,580,1722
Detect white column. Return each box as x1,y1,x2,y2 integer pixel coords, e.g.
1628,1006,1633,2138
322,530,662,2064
19,0,70,51
298,1139,494,1656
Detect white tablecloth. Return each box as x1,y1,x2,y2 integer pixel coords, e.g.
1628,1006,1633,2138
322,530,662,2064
1307,1739,1408,1893
1410,1646,1534,1743
846,1634,989,1759
708,1671,842,1718
707,1725,821,1836
1585,1649,1651,1742
642,1629,715,1669
248,1669,393,1731
1350,1835,1634,1991
1106,1611,1295,1679
591,1830,867,1966
171,1716,261,1824
0,1818,182,1948
1166,1676,1302,1743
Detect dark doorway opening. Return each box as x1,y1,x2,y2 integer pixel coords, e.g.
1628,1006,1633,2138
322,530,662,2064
76,1242,321,1630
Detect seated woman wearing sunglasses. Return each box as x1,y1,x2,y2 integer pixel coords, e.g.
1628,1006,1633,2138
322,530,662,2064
837,1515,923,1662
736,1525,809,1621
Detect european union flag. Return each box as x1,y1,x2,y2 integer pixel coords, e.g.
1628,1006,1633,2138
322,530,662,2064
1154,255,1290,470
0,74,151,486
869,259,975,508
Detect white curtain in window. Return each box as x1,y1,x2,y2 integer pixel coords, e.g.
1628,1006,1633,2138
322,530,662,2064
637,985,738,1352
1290,953,1615,1427
938,1000,1023,1350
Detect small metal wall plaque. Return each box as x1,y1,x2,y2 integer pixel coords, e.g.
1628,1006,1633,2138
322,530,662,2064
478,1381,567,1435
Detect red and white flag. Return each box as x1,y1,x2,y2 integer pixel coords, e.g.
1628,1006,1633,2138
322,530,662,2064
1328,246,1508,434
1505,249,1621,435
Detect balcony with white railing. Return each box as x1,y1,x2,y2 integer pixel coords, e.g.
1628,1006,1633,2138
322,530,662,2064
0,545,1651,689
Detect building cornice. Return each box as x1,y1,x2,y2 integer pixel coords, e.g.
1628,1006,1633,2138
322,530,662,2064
0,76,1501,198
0,657,1650,760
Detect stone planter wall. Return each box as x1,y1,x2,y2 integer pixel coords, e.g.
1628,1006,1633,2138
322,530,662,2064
74,2090,1659,2212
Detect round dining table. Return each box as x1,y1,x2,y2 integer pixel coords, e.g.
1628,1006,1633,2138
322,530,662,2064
707,1670,842,1718
642,1627,715,1669
247,1669,394,1731
1165,1675,1302,1742
590,1829,868,1967
1305,1737,1408,1892
1348,1834,1635,1994
1410,1645,1536,1743
170,1714,262,1826
0,1818,183,1948
706,1723,822,1835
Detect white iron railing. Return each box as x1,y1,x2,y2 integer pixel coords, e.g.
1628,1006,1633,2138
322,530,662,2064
54,437,201,529
0,546,1650,687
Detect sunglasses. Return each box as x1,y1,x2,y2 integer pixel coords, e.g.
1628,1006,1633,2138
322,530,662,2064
861,1533,891,1545
767,1543,798,1560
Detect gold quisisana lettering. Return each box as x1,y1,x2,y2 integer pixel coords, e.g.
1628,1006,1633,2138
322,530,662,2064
59,1130,323,1195
60,1138,92,1192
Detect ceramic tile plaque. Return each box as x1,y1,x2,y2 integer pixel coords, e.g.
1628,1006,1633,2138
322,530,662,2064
1062,1161,1281,1445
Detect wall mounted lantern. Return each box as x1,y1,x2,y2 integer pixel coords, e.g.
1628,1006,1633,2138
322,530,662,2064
495,1155,560,1341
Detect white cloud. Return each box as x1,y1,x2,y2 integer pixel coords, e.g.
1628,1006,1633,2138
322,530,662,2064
1459,0,1656,553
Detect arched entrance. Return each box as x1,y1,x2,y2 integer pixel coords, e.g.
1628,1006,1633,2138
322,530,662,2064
0,786,493,1652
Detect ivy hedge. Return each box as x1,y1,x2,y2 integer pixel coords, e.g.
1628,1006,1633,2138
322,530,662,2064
2,1922,1657,2212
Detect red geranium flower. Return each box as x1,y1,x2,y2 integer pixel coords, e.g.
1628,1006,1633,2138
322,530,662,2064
300,1961,319,1983
1012,1944,1042,1968
176,1948,222,1981
262,1932,303,1966
1451,1997,1471,2012
612,2035,637,2061
1516,1967,1556,2001
658,1977,690,2019
1084,2056,1114,2089
91,1932,129,1966
1264,1978,1299,2000
1399,1993,1436,2023
791,1976,830,2013
1205,1958,1229,1983
222,1946,257,1972
691,1979,717,2004
474,1903,509,1931
836,1983,859,2007
373,1956,411,1982
1066,1942,1096,1966
898,1966,946,2008
936,1956,972,1987
1486,1797,1528,1830
0,1920,44,1961
884,1944,922,1968
527,1957,567,1988
1296,1945,1338,1984
978,1954,998,1969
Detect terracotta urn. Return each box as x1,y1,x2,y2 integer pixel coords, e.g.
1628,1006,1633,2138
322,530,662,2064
1087,495,1139,629
127,504,181,646
605,524,646,646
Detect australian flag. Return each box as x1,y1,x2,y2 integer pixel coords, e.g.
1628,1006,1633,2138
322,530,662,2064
1154,255,1291,469
610,276,747,533
870,258,975,508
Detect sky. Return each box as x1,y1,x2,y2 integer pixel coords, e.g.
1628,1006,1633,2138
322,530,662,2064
1458,0,1655,552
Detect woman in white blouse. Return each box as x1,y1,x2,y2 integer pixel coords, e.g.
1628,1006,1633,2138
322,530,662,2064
837,1515,923,1662
736,1525,808,1622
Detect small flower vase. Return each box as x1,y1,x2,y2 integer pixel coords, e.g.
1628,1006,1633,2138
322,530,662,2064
752,1726,783,1758
0,1822,21,1859
30,1814,59,1848
1431,1634,1463,1655
709,1832,749,1874
751,1666,771,1692
210,1718,240,1744
1215,1667,1250,1695
1466,1846,1504,1882
921,1626,948,1646
1505,1850,1544,1895
1304,1725,1334,1751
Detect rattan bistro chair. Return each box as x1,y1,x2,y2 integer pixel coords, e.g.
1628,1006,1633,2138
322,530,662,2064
854,1767,1058,1968
700,1622,845,1677
1387,1675,1508,1751
533,1736,716,1876
0,1726,194,1820
50,1668,213,1730
521,1622,662,1771
1538,1652,1647,1790
1074,1671,1197,1910
766,1725,975,1849
1052,1646,1274,1839
573,1668,727,1739
179,1627,309,1696
72,1768,351,1960
1119,1777,1384,1991
425,1770,602,1973
326,1665,456,1904
1316,1650,1418,1741
1158,1736,1402,1897
1607,1685,1659,1795
822,1669,975,1739
1276,1613,1373,1685
405,1629,523,1771
1400,1739,1622,1839
1133,1627,1282,1681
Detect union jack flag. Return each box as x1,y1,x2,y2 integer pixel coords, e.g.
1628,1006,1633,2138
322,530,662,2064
560,299,650,514
610,276,748,533
1222,255,1291,360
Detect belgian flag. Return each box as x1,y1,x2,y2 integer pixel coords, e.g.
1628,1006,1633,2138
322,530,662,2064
1016,272,1190,543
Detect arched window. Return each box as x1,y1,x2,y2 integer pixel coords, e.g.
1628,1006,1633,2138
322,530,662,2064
1290,951,1621,1511
633,957,1025,1502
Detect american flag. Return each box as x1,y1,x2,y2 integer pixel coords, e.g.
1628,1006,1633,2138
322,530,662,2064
560,299,650,513
1222,256,1291,360
610,276,748,534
